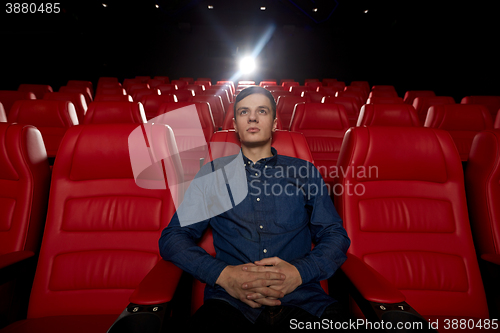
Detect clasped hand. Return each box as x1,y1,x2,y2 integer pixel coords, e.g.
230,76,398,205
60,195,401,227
215,257,302,309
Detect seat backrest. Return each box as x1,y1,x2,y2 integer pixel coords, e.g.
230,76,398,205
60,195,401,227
59,85,93,105
357,104,420,127
18,84,53,99
403,90,435,105
173,89,195,102
43,92,88,124
368,90,399,98
412,96,455,124
496,109,500,129
290,103,349,190
322,96,362,127
0,123,50,255
83,101,146,124
27,123,180,318
96,87,127,96
366,96,404,104
461,95,500,119
157,102,215,142
139,94,177,120
131,88,159,102
67,80,94,98
0,103,6,122
0,91,36,116
190,95,225,130
93,94,133,103
465,129,500,261
334,126,488,320
424,104,493,161
336,90,365,106
275,95,311,130
8,100,78,158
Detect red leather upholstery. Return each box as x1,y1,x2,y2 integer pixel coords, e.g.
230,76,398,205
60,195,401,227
66,80,94,99
0,123,50,327
93,94,132,103
368,90,399,98
171,80,188,89
157,84,177,94
1,124,180,332
0,123,50,255
465,129,500,264
350,81,370,95
282,81,299,91
191,130,323,314
204,88,230,113
336,90,365,107
357,104,420,127
290,102,350,192
157,102,215,142
18,84,53,100
83,102,146,124
366,97,404,104
461,95,500,119
131,88,159,102
322,96,362,127
275,95,311,130
290,86,312,96
173,89,195,102
344,86,368,101
8,100,78,159
403,90,435,105
139,94,177,120
0,91,36,116
424,104,493,161
0,103,6,122
59,86,93,106
95,87,127,96
412,96,455,124
43,92,88,124
127,83,150,95
496,110,500,129
190,95,225,130
334,126,489,320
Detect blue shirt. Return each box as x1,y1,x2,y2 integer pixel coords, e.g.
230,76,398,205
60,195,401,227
159,147,350,323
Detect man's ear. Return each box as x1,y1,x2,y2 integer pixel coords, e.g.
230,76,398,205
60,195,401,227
233,117,237,132
272,117,277,132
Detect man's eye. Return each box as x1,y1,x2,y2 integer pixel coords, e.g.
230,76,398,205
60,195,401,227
240,110,247,115
259,109,267,114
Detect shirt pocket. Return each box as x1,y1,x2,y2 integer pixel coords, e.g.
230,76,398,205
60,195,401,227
273,182,309,231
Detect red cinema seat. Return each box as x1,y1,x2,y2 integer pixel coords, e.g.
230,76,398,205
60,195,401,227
496,110,500,129
157,102,215,143
127,84,150,95
403,90,435,105
282,81,299,91
371,85,397,92
368,90,399,98
134,76,151,83
185,84,203,96
43,92,88,124
326,81,346,92
290,86,312,96
59,86,93,106
275,95,311,130
259,80,277,87
66,80,94,98
335,126,489,323
178,77,194,84
204,88,230,112
322,78,337,86
357,104,420,127
172,89,194,102
412,96,455,124
190,95,225,130
147,79,164,89
216,81,235,95
0,124,183,333
322,96,362,127
336,90,365,107
157,84,178,94
366,97,404,104
191,130,330,314
304,81,323,91
344,86,368,101
93,95,133,103
122,79,143,91
195,80,211,88
131,88,159,102
424,104,493,161
350,81,370,93
466,129,500,265
461,96,500,119
83,102,146,124
17,84,53,100
172,80,188,89
290,103,350,192
0,103,7,122
0,91,36,116
0,123,50,327
302,91,328,103
7,100,78,161
96,88,127,96
140,94,178,120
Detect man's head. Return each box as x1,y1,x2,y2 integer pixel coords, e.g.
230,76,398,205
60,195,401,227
233,86,277,148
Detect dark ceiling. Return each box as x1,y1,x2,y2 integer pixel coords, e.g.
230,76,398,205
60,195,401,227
1,0,499,99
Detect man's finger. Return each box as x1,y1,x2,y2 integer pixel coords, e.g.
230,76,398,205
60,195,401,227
254,257,281,266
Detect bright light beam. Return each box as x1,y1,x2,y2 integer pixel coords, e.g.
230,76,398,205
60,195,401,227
239,56,256,74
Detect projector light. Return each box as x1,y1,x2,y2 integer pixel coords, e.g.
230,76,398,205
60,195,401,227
239,57,256,74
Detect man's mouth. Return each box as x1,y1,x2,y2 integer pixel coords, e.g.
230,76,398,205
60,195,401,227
247,127,260,132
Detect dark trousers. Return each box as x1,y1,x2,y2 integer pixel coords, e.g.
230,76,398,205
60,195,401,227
183,299,350,332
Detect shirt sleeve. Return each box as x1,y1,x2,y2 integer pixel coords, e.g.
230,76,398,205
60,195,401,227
289,162,350,285
158,173,228,287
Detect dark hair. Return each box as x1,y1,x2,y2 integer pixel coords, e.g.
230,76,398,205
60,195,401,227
233,86,277,120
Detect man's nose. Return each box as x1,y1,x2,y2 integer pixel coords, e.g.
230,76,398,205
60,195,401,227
248,111,258,122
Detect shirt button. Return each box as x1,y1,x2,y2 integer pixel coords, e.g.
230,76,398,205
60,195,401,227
259,225,263,229
256,198,260,202
255,173,258,176
263,249,267,253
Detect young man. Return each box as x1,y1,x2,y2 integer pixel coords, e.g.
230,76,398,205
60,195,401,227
159,86,350,331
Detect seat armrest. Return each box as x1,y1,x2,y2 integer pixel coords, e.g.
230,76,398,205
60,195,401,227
481,253,500,266
341,253,406,304
129,259,183,305
0,251,35,270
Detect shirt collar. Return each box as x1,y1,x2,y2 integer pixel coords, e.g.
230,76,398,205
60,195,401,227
242,147,278,167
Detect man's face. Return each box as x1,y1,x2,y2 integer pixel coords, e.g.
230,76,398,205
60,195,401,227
233,93,277,147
